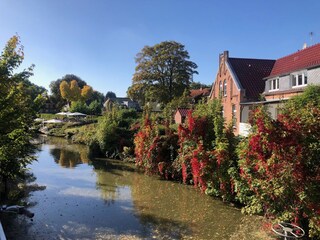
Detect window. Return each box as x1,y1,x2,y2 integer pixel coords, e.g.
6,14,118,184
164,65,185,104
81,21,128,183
232,104,237,128
269,78,279,91
181,116,186,123
219,81,223,96
292,72,307,87
223,80,227,96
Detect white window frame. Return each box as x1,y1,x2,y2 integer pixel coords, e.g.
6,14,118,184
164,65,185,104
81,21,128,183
223,80,227,96
232,104,237,128
291,72,308,88
269,78,279,91
219,81,223,96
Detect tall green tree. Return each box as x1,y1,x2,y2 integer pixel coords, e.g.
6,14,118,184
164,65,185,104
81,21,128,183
0,36,39,194
106,91,116,99
89,90,105,105
128,41,198,107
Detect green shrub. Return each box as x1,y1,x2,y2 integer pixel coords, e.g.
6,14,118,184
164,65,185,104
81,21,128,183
70,101,89,114
95,108,139,158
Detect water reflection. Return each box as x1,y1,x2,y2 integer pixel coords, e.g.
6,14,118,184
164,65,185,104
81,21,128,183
46,137,90,168
1,137,270,240
92,159,135,205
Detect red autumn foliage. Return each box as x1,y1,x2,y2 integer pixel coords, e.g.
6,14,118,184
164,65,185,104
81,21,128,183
236,105,320,238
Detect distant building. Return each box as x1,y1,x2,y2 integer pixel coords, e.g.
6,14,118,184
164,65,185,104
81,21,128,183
145,101,162,113
190,88,211,104
103,97,141,111
174,108,191,124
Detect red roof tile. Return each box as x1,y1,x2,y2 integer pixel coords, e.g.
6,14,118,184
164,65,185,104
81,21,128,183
190,88,211,98
269,43,320,77
228,58,275,100
176,108,191,117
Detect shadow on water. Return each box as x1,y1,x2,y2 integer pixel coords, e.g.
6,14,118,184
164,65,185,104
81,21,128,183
92,158,136,172
1,136,272,240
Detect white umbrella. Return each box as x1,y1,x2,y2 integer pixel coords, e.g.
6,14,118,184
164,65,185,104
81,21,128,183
68,112,86,116
56,112,71,116
34,118,45,122
44,119,64,124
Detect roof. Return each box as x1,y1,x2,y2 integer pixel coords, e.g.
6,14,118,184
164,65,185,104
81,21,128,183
228,58,275,100
269,43,320,77
109,97,133,102
190,88,211,98
176,108,191,117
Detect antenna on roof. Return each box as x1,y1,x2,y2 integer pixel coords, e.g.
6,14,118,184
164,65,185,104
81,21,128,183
309,32,314,45
302,43,307,49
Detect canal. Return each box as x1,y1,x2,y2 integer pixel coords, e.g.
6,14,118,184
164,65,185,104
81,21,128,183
2,137,271,239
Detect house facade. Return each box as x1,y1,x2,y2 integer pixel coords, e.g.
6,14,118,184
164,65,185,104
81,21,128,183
209,51,275,135
174,108,190,124
263,43,320,119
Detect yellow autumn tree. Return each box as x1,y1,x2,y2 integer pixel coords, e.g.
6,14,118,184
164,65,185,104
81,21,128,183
69,80,81,101
60,80,93,103
60,80,71,101
81,85,93,101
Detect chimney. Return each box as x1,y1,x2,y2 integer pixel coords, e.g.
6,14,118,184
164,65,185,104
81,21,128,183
224,51,229,59
218,50,229,77
219,50,229,65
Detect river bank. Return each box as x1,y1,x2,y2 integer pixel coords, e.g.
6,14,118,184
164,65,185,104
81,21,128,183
1,136,272,239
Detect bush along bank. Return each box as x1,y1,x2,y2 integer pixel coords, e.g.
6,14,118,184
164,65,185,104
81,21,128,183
133,86,320,239
70,107,141,159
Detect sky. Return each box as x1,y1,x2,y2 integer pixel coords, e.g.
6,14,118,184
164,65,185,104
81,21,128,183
1,0,320,97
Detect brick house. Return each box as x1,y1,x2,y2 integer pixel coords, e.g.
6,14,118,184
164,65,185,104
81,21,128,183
209,51,275,135
263,43,320,119
190,88,211,104
174,108,191,124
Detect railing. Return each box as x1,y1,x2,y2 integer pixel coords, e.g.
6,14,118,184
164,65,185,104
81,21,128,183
0,221,6,240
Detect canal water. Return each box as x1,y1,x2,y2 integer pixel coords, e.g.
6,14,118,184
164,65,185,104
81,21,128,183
2,137,271,240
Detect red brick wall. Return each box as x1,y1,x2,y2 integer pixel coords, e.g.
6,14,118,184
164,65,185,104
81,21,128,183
209,52,244,135
174,111,182,124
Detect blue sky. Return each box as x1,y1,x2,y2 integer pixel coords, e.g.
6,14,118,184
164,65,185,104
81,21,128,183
1,0,320,97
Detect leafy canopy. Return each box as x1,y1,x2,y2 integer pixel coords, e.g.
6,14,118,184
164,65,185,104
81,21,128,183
60,79,93,103
106,91,116,99
49,74,87,109
0,35,38,186
128,41,198,107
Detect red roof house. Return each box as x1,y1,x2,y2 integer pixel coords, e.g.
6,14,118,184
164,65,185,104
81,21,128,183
174,108,191,125
269,43,320,78
210,45,320,136
209,51,275,135
263,43,320,119
190,88,211,103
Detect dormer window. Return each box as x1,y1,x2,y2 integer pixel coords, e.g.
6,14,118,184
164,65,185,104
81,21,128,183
291,72,307,88
223,80,227,96
269,78,279,91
